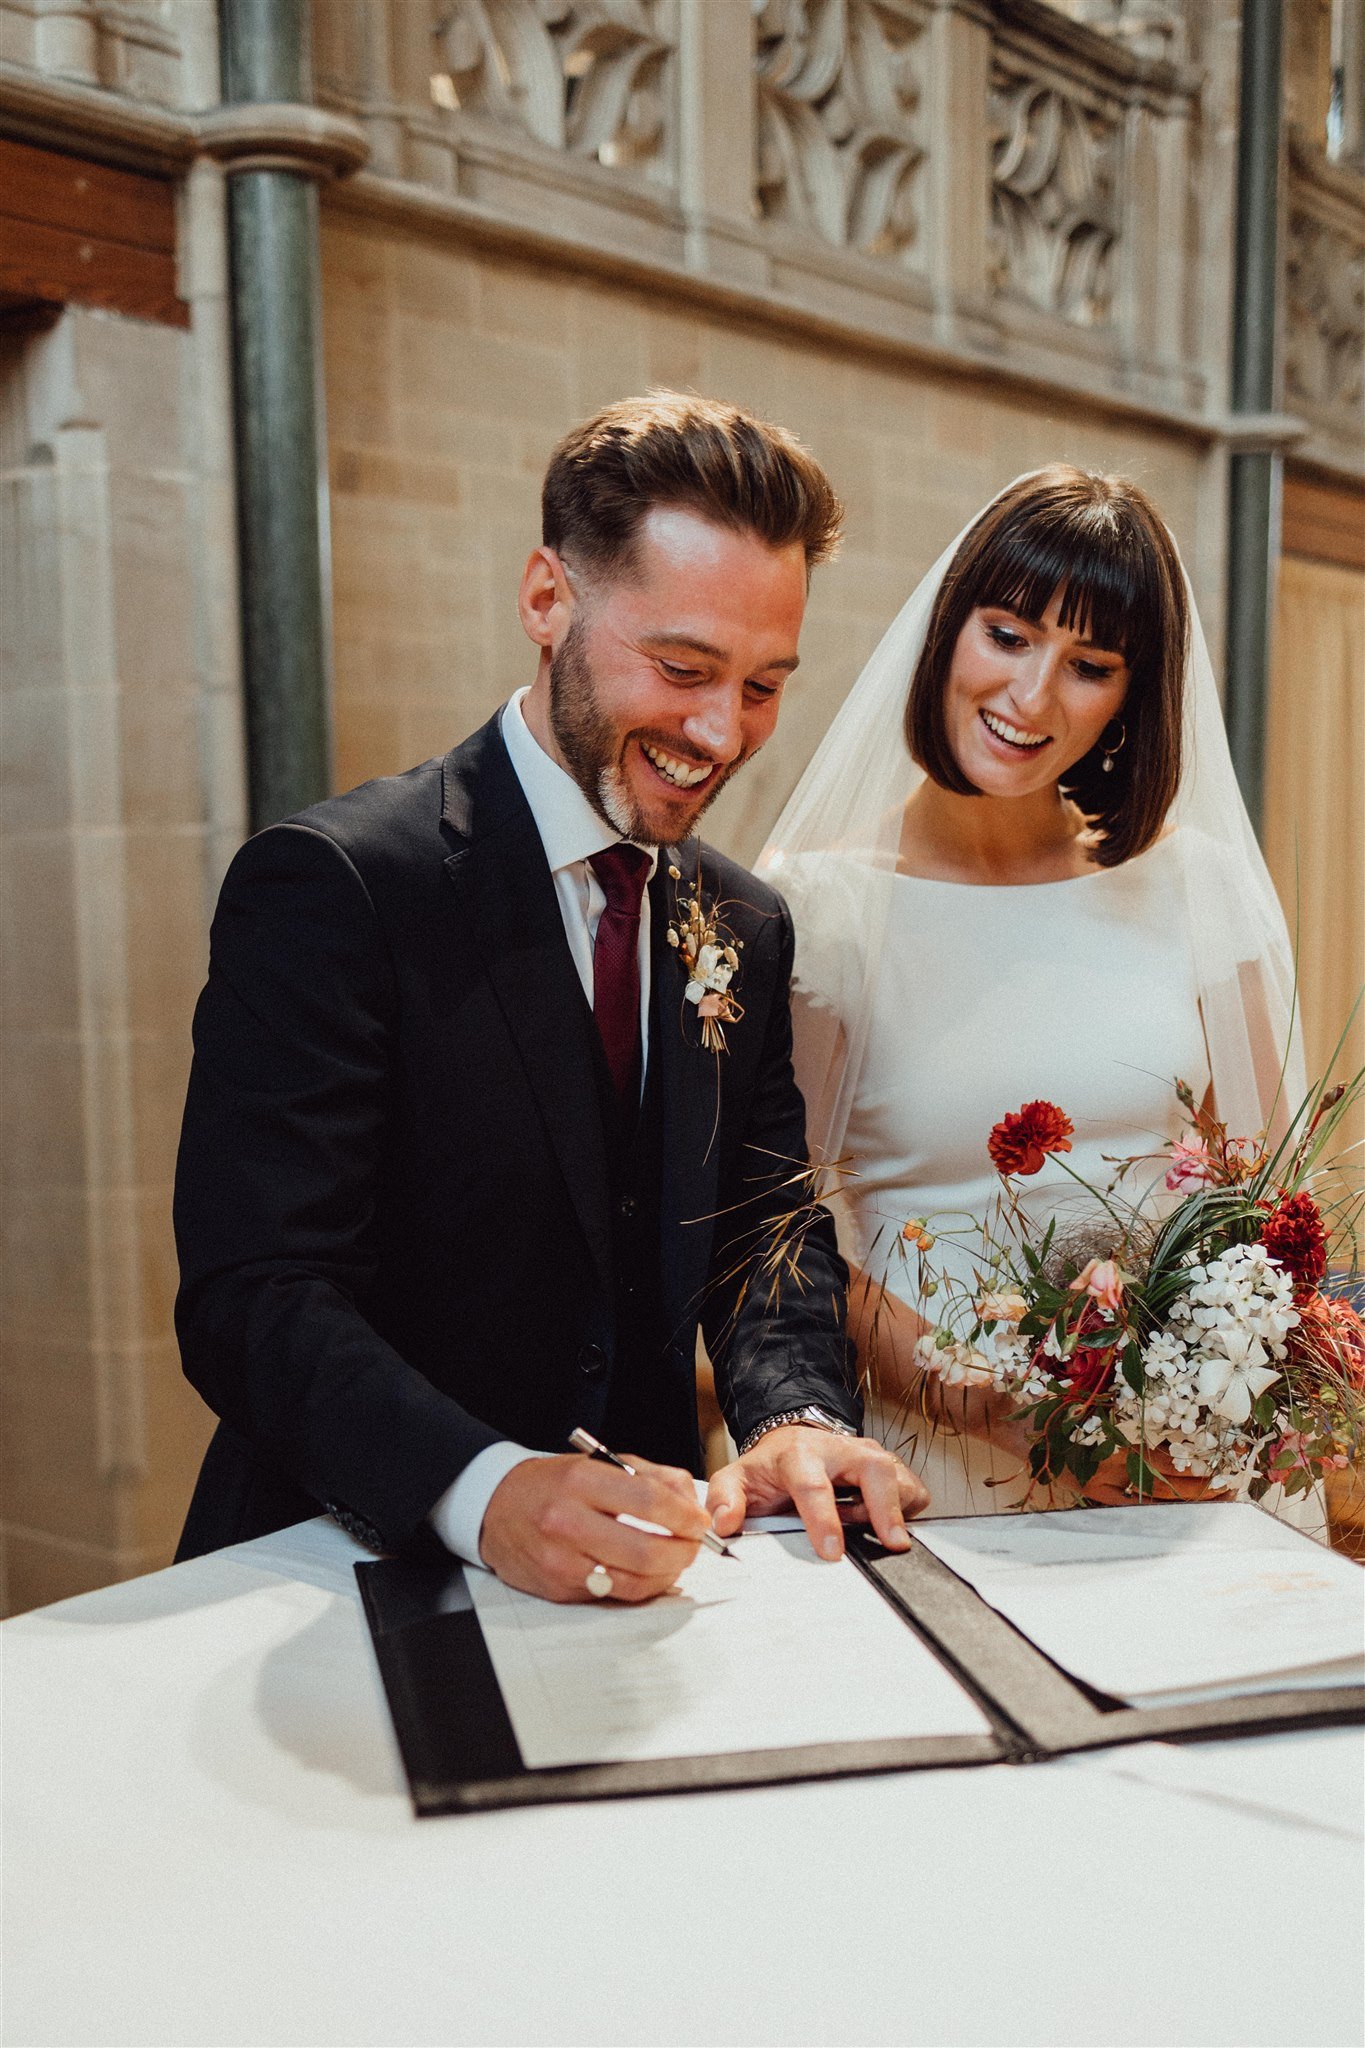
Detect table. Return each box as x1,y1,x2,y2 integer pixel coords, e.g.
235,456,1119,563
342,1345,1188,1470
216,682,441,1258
4,1517,1362,2048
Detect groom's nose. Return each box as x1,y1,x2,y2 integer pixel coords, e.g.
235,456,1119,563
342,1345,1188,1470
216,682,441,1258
681,685,745,763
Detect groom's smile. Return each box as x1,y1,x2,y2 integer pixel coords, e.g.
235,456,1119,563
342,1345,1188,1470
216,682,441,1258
519,506,807,845
639,739,714,790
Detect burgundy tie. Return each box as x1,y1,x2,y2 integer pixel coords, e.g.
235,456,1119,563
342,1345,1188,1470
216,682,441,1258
588,845,650,1103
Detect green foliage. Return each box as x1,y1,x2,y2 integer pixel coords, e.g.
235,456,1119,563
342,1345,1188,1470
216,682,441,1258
1250,1388,1278,1432
1126,1450,1160,1496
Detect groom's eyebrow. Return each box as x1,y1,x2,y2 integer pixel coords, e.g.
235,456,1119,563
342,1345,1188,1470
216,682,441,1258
649,633,800,673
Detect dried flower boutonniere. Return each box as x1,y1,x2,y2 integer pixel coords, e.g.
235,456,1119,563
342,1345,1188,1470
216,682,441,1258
666,864,744,1054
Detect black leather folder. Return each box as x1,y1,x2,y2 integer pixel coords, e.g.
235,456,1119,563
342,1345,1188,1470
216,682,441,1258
357,1531,1365,1818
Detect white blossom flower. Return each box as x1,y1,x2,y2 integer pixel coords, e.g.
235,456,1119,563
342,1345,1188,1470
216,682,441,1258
1194,1326,1281,1424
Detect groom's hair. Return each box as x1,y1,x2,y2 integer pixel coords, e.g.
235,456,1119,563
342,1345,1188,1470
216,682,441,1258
905,466,1189,869
542,391,843,579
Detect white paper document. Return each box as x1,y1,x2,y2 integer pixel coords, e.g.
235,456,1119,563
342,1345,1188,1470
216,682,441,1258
466,1530,989,1769
913,1503,1365,1704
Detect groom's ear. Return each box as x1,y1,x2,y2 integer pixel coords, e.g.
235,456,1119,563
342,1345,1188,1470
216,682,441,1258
518,546,576,651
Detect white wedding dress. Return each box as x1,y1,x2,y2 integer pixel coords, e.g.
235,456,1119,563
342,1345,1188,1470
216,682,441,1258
762,478,1314,1534
786,833,1212,1516
784,830,1324,1534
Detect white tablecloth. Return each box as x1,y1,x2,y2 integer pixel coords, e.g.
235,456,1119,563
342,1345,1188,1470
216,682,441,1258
4,1517,1362,2048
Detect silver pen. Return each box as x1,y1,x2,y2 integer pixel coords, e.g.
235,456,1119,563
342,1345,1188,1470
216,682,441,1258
569,1427,737,1558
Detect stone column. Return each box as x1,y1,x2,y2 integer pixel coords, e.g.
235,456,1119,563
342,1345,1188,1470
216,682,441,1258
1224,0,1286,835
925,0,997,349
205,0,367,829
678,0,765,287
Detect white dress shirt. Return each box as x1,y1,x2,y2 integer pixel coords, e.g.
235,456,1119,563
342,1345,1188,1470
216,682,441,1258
429,691,660,1563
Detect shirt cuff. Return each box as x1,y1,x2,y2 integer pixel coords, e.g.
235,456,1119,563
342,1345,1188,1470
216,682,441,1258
429,1442,549,1565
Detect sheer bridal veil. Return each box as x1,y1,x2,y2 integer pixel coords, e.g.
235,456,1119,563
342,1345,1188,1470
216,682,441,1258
759,477,1307,1176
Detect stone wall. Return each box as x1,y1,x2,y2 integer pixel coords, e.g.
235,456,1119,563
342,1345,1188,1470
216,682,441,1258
321,209,1212,872
0,171,240,1612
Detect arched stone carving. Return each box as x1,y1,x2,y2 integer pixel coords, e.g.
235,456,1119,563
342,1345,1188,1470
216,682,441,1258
430,0,675,178
1286,211,1364,413
753,0,926,263
988,64,1120,326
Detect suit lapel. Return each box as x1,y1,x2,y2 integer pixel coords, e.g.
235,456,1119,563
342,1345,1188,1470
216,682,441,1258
653,842,722,1342
441,721,615,1294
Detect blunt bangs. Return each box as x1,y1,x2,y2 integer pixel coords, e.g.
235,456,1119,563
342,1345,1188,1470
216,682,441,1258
975,496,1164,679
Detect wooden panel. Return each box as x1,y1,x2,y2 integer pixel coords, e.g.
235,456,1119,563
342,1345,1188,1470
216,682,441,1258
0,293,61,333
0,136,185,328
0,217,187,327
1283,472,1365,573
0,135,176,251
1265,553,1365,1187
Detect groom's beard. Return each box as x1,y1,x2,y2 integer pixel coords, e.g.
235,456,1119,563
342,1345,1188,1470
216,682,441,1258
548,616,743,845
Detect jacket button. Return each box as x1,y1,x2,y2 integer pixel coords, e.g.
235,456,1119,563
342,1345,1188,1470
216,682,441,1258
578,1343,608,1379
618,1194,638,1220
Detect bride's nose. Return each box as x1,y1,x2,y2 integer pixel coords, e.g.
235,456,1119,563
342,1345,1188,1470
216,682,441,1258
1007,644,1065,719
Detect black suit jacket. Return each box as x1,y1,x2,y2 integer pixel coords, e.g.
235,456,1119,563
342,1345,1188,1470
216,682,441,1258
173,713,859,1557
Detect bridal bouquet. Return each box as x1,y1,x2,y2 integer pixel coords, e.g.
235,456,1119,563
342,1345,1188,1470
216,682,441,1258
900,1071,1365,1504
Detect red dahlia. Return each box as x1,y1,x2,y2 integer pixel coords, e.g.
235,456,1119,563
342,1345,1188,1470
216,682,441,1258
1260,1191,1328,1293
1061,1303,1119,1399
1032,1302,1119,1400
988,1101,1075,1179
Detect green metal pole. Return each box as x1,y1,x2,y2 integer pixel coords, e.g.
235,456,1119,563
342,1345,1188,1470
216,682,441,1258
222,0,333,830
1224,0,1285,840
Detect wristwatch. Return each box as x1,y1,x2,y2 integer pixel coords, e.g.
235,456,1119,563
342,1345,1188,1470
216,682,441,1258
738,1404,859,1457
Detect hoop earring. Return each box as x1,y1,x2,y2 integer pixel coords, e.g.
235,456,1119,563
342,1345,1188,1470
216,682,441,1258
1101,719,1127,774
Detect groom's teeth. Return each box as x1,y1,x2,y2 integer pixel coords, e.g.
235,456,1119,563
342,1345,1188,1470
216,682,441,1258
643,742,711,788
982,710,1048,749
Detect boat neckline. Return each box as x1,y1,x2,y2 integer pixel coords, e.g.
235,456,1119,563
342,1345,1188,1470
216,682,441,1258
890,829,1178,891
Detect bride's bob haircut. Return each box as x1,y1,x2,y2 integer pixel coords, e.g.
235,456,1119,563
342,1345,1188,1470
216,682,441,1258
905,466,1189,868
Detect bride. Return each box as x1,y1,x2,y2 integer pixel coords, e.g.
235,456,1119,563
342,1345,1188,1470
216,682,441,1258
761,467,1306,1518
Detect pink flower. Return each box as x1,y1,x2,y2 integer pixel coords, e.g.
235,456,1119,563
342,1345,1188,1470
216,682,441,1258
1165,1135,1215,1193
1071,1258,1125,1315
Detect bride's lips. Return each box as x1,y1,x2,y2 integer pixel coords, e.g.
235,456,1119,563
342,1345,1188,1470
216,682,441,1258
977,708,1052,758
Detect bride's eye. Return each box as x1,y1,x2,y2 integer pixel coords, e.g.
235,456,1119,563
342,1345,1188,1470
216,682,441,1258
1075,657,1120,680
987,624,1026,650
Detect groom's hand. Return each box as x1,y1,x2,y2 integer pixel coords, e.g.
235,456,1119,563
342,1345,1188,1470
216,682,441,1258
707,1429,927,1561
478,1452,710,1604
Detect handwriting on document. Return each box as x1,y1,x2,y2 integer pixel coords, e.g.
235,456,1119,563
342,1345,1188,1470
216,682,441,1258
467,1530,989,1770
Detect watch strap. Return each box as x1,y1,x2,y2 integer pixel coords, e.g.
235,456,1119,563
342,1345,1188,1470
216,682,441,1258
737,1405,858,1457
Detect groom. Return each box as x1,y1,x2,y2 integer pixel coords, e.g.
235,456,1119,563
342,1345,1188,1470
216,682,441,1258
173,392,926,1602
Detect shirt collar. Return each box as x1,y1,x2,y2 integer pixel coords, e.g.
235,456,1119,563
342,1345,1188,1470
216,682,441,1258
501,688,659,882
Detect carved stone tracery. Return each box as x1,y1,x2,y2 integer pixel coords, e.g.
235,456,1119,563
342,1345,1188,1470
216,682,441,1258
988,62,1120,327
1286,210,1365,416
753,0,926,264
430,0,675,180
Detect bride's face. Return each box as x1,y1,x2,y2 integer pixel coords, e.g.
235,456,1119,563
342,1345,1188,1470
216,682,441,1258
944,586,1130,797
